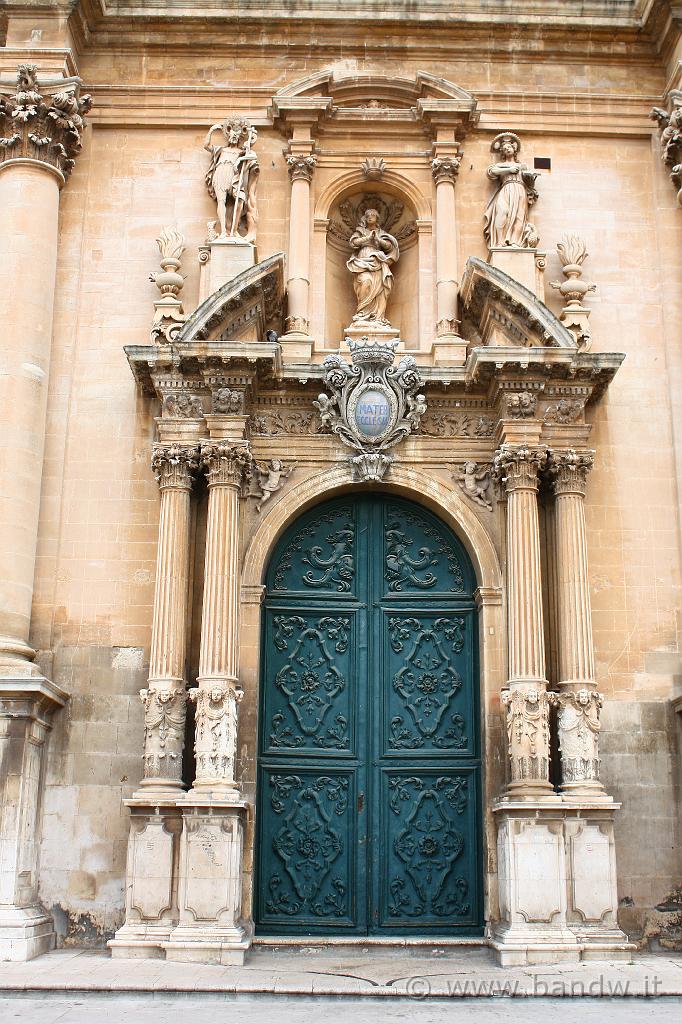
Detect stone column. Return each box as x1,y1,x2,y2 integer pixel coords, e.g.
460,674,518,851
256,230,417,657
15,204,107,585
549,450,604,796
0,65,89,962
431,155,463,341
189,441,251,799
494,445,554,798
283,152,316,338
0,66,90,678
136,445,198,796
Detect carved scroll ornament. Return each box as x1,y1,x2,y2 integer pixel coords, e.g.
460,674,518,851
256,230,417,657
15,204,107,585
314,337,426,482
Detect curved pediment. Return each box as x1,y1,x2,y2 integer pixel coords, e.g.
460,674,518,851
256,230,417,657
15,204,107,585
176,252,285,344
459,256,577,349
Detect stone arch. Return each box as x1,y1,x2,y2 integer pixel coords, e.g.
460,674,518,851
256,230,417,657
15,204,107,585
242,464,501,592
314,169,431,224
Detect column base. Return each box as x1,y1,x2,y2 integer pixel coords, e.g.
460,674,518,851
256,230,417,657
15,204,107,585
0,905,56,962
162,922,252,965
108,922,173,959
492,794,633,964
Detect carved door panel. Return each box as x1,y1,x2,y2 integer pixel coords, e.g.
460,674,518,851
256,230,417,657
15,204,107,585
256,495,481,936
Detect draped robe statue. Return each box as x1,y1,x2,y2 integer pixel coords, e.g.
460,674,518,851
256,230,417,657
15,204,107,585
484,132,539,249
346,208,400,324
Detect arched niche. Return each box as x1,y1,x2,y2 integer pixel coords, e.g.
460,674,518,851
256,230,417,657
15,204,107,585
313,170,431,346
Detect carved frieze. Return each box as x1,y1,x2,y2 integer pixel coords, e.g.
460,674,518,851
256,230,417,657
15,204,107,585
139,686,187,782
0,64,91,181
190,683,243,787
543,398,584,424
557,689,602,784
250,408,321,435
420,411,495,438
314,337,426,482
212,388,244,415
501,687,555,784
164,393,204,418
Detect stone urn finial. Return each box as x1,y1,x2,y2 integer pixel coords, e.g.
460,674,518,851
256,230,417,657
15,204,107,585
550,234,596,349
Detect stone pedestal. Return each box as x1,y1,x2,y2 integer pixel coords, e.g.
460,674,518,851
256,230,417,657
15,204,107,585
199,238,255,300
0,679,67,961
163,801,250,965
343,322,401,350
491,797,633,965
488,247,545,300
108,799,182,958
491,800,579,966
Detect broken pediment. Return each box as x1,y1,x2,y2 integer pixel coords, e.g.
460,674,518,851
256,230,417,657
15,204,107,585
460,257,577,350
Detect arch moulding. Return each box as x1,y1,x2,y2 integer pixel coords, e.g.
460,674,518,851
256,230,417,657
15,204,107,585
241,463,502,594
313,168,432,224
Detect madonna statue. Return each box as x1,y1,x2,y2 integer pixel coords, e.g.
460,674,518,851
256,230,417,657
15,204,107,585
346,208,400,324
483,132,539,249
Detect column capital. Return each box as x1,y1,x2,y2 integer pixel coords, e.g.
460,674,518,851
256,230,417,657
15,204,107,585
548,449,595,497
152,444,200,491
501,686,556,788
431,155,461,185
493,444,547,493
287,153,317,183
0,64,91,184
200,440,251,489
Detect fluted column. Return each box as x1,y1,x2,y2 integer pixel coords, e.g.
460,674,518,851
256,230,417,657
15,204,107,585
284,152,316,336
494,445,554,797
136,445,197,795
0,65,90,677
189,441,250,799
549,450,604,796
431,155,462,340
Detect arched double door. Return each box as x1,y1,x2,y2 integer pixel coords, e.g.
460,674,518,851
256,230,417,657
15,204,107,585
255,494,482,935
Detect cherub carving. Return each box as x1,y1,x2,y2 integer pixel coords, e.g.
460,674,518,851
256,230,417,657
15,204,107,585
455,461,492,511
251,459,295,513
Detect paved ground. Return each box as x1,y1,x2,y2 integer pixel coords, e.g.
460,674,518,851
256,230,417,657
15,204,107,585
0,945,681,999
0,995,680,1024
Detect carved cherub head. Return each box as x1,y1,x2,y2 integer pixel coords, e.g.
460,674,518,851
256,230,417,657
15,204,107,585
463,460,477,474
209,687,225,704
271,459,283,471
576,688,591,706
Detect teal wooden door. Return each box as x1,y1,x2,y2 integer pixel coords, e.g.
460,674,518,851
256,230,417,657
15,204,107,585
255,495,482,935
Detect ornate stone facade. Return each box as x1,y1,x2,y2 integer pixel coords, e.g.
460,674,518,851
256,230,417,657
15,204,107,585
1,0,680,974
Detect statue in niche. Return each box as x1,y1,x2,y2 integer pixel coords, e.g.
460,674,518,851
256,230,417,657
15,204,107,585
483,132,539,249
204,117,259,241
346,208,400,324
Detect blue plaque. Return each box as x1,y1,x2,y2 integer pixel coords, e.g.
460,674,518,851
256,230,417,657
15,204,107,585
354,389,391,438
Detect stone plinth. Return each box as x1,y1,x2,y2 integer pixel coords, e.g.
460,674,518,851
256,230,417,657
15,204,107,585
488,247,545,300
343,322,401,351
200,238,255,299
163,800,251,965
108,799,183,959
0,679,68,961
491,797,633,966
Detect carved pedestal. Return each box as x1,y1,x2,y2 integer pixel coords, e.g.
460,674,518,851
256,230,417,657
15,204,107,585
108,800,182,958
163,801,250,964
0,680,67,961
491,798,632,965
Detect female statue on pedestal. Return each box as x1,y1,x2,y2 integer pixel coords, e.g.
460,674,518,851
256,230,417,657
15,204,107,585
346,208,400,324
484,132,539,249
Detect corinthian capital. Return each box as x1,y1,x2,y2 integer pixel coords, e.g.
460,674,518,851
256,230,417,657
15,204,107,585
200,440,252,489
287,153,316,183
151,444,200,490
0,64,92,183
493,445,547,493
549,449,595,496
431,155,461,185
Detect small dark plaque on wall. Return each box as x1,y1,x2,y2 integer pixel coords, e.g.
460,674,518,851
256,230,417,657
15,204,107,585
534,156,551,171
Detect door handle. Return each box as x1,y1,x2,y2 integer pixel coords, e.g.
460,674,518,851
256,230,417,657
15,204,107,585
357,792,364,813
